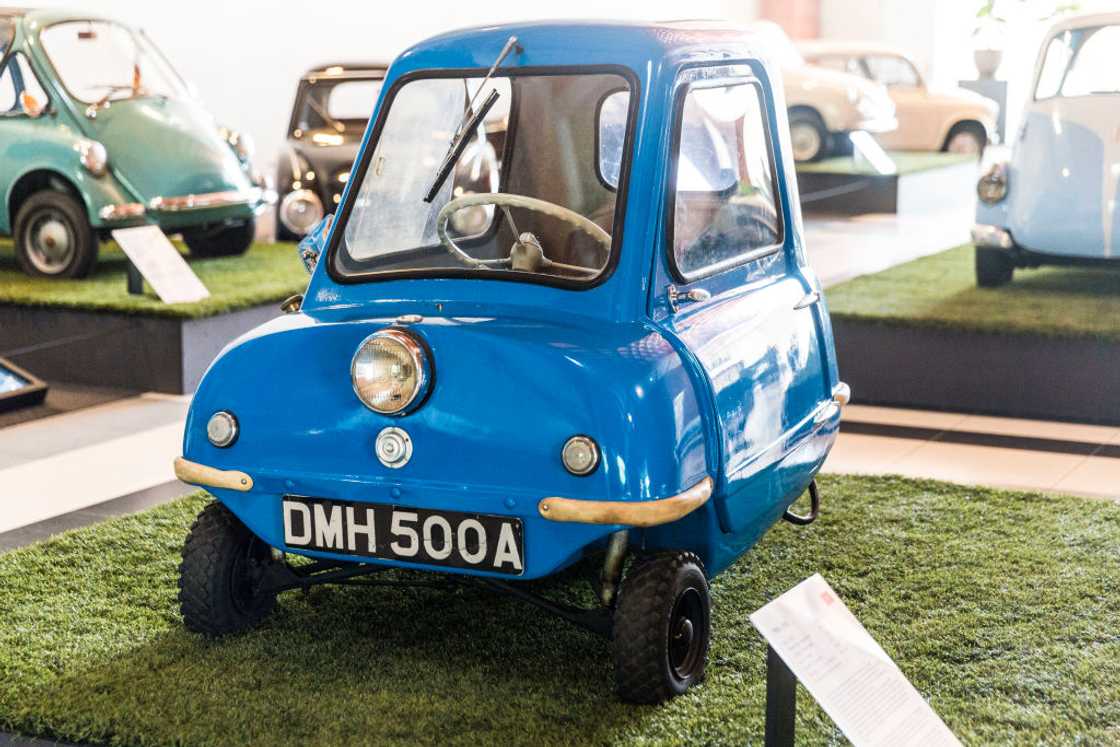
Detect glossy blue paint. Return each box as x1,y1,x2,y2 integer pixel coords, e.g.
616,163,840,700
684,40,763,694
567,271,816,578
182,20,842,582
976,13,1120,260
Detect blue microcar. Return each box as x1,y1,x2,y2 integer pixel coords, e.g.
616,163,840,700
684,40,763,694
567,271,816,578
173,20,848,703
973,11,1120,286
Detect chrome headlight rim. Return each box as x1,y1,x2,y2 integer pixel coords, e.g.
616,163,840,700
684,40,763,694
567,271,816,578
977,162,1009,204
206,410,239,448
351,328,433,416
77,139,108,177
279,188,325,235
561,434,600,476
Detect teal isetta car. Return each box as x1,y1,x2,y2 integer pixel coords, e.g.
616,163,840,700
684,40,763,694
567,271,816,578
0,8,268,278
973,11,1120,286
173,21,848,703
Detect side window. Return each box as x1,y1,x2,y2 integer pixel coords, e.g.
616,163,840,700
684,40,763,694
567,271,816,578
598,90,629,189
671,80,783,280
864,55,919,87
0,53,48,117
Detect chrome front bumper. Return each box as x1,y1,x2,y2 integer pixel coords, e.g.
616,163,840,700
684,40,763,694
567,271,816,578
972,224,1014,250
99,187,276,223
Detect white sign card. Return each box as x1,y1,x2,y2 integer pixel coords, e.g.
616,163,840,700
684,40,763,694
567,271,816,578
111,226,210,305
750,574,960,747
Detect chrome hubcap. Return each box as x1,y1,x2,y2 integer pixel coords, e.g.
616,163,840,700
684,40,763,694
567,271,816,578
27,212,75,274
790,123,822,162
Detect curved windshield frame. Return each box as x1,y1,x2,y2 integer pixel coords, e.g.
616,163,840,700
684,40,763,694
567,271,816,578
38,20,188,106
0,19,12,58
328,65,639,289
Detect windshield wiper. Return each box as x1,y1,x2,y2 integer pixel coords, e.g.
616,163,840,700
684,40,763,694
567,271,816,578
423,35,520,203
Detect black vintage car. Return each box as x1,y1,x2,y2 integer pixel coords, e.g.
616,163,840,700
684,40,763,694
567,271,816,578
275,63,387,240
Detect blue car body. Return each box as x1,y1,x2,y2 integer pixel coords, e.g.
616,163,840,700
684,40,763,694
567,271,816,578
178,21,845,583
974,12,1120,276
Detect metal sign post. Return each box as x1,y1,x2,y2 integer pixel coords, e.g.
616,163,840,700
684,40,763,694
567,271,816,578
764,645,796,747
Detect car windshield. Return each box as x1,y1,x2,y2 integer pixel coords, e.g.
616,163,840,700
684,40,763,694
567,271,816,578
334,70,633,284
39,20,187,105
293,72,383,145
1035,24,1120,99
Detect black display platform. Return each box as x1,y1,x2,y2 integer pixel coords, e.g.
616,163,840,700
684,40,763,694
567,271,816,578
797,158,976,216
833,318,1120,425
0,357,48,413
0,304,279,394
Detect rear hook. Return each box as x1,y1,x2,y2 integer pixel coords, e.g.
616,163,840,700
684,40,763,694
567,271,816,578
783,480,820,526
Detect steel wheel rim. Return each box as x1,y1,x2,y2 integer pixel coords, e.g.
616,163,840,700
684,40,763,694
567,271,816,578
948,132,982,154
26,210,75,274
668,587,705,680
790,122,822,161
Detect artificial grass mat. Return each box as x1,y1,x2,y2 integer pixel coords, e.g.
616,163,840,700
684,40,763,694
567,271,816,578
795,151,976,175
2,475,1118,745
827,244,1120,342
0,238,306,319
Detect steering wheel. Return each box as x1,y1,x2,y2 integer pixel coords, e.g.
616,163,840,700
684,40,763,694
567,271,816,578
436,193,611,277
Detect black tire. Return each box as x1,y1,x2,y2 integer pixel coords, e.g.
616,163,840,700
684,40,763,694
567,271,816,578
788,110,830,163
13,189,98,278
943,122,987,156
975,247,1014,287
179,501,277,636
182,218,255,258
612,551,711,704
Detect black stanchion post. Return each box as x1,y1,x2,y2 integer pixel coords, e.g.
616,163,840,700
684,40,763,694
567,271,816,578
765,645,796,747
126,261,143,295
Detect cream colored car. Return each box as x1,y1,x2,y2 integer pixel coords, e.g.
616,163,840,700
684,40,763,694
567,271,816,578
747,22,897,162
800,42,998,154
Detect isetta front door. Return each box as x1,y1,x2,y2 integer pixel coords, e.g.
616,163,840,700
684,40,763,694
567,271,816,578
655,68,833,541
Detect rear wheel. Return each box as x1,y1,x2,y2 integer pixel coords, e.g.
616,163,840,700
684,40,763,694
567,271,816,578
179,502,277,636
182,218,255,258
612,551,711,703
943,122,987,156
13,190,98,278
975,247,1014,287
789,110,829,163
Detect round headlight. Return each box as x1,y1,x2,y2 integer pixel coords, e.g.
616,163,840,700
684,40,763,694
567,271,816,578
561,435,599,476
207,410,239,448
77,139,108,177
977,163,1009,204
351,329,431,415
280,189,324,235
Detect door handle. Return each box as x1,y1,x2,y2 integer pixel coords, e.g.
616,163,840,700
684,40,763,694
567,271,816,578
794,290,820,310
667,285,710,312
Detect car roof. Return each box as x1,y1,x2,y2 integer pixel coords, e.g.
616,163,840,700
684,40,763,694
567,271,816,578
8,6,122,27
1045,10,1120,35
798,40,911,59
303,62,390,81
401,19,781,77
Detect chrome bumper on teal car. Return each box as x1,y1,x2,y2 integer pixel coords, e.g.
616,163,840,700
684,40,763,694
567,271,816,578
972,224,1014,250
97,187,275,225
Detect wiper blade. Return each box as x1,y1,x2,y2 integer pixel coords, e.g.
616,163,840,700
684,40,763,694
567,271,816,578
423,35,520,203
423,88,500,203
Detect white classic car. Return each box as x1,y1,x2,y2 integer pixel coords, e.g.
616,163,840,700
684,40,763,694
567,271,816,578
800,42,998,155
747,23,897,162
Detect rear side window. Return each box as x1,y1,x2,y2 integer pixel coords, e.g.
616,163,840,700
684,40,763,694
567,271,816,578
670,80,783,280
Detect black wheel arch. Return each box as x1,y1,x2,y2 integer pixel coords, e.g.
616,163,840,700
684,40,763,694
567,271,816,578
8,169,88,228
942,119,988,151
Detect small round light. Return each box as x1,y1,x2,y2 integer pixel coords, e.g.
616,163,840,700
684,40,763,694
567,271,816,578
279,189,324,235
351,329,431,415
977,163,1008,204
77,139,108,177
375,427,412,469
206,411,238,448
562,435,599,476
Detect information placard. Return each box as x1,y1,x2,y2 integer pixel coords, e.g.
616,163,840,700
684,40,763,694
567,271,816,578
111,226,210,304
750,574,960,747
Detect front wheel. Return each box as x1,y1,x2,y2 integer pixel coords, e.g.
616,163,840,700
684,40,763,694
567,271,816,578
975,247,1014,287
182,218,255,258
612,551,711,703
789,111,829,163
13,190,98,278
179,502,277,636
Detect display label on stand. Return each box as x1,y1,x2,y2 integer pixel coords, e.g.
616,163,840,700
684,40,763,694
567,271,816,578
750,574,960,747
111,226,210,304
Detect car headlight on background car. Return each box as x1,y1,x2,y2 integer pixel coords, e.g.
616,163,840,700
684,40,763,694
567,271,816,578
352,329,432,415
76,139,108,177
977,162,1009,204
280,189,325,236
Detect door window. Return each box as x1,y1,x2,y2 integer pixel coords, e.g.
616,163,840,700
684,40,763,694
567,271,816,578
1036,25,1120,98
670,80,783,280
0,53,48,117
864,55,920,87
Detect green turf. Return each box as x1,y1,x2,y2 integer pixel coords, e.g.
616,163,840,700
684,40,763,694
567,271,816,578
796,151,976,175
826,244,1120,341
0,238,307,319
1,475,1118,746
